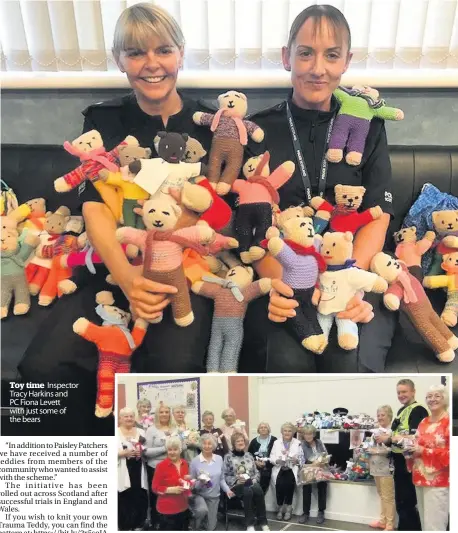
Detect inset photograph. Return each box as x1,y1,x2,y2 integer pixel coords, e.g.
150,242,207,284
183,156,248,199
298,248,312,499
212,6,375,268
116,374,451,531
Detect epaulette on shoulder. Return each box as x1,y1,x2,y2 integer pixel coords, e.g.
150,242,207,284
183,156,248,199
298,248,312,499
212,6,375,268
82,95,129,116
196,98,218,113
247,101,285,120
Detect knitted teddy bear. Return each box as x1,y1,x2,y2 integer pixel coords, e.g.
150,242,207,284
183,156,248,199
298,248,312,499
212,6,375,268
1,230,40,319
423,251,458,327
128,131,207,200
192,265,271,372
264,217,327,352
98,145,152,227
370,252,457,363
310,184,383,235
183,136,207,163
193,90,264,195
16,198,46,234
393,226,435,282
116,196,216,327
427,210,458,275
54,130,138,194
328,85,404,166
31,206,81,306
274,205,315,230
233,151,295,264
314,231,388,354
73,290,148,417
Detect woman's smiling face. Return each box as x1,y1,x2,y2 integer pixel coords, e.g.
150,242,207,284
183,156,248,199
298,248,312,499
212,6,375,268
117,34,183,105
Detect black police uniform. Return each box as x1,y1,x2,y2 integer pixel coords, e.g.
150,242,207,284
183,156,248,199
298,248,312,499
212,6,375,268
241,92,397,373
17,93,220,436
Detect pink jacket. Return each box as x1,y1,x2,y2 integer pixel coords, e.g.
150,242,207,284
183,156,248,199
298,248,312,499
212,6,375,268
232,164,292,205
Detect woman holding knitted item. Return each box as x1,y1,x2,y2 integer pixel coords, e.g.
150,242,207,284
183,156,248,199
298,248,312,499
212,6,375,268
18,2,221,438
220,407,249,450
406,385,450,532
144,402,179,528
199,410,229,458
173,404,199,463
118,407,148,531
135,398,153,430
248,422,277,494
297,425,329,525
189,433,232,531
245,3,396,374
152,436,191,531
270,423,304,521
223,432,270,532
368,406,395,531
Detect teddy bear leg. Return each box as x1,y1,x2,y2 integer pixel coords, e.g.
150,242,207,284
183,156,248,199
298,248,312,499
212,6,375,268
336,318,359,351
1,276,14,319
428,309,458,350
95,351,116,418
441,295,458,327
207,139,225,187
218,140,243,194
207,318,224,372
345,119,370,166
58,279,77,296
169,267,194,327
12,275,31,315
38,264,58,306
219,319,244,373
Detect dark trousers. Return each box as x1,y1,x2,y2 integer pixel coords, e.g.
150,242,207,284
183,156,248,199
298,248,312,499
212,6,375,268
146,465,159,528
233,482,267,527
118,487,148,531
392,453,422,531
302,482,327,514
275,468,296,505
235,202,272,252
259,469,272,494
158,510,189,531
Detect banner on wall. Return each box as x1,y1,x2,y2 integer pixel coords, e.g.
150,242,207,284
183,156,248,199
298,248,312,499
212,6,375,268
137,378,201,430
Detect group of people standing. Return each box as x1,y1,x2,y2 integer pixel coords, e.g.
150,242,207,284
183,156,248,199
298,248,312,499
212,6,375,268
118,380,450,531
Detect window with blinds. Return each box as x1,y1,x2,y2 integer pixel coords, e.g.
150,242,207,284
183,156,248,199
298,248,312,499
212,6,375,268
1,0,457,82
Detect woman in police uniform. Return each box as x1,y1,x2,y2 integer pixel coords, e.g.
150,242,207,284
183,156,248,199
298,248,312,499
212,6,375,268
242,4,397,373
18,2,217,436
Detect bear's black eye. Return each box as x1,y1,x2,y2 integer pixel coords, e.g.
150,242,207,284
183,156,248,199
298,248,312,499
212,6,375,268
442,220,445,224
355,196,359,200
300,222,306,227
343,195,347,199
162,211,170,216
333,242,336,247
193,151,196,155
387,260,392,266
235,94,240,98
296,215,300,217
148,208,156,214
79,141,83,145
92,136,96,140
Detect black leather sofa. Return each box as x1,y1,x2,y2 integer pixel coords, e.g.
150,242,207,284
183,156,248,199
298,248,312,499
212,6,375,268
1,144,457,427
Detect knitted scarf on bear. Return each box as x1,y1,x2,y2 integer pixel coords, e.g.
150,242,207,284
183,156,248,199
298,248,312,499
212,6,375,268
95,304,136,349
63,143,119,172
201,275,244,302
397,264,418,304
210,110,248,145
144,229,209,258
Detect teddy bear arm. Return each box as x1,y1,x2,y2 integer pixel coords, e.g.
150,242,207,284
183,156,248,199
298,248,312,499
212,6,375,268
60,164,88,190
132,323,148,347
116,227,146,251
374,106,402,121
198,112,214,127
424,275,449,289
17,242,37,263
267,164,294,190
10,203,32,222
242,280,266,303
386,282,404,301
76,320,103,344
196,282,220,299
104,171,123,187
416,237,434,255
231,179,245,195
348,269,381,294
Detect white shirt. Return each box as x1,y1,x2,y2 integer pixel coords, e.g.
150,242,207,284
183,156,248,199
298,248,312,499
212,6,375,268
199,453,216,465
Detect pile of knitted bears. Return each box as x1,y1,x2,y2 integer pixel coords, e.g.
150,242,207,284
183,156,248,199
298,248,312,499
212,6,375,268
296,410,377,431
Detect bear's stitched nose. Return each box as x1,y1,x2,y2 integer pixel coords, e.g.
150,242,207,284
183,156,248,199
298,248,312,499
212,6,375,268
448,223,453,229
86,141,92,149
228,100,235,108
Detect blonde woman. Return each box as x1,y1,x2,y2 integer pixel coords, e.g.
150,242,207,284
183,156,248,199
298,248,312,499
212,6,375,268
270,422,304,521
173,404,199,462
118,407,148,531
220,407,248,450
369,406,395,531
407,385,450,531
144,402,178,528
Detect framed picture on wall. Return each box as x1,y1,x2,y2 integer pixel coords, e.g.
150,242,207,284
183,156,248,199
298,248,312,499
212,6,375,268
137,377,201,430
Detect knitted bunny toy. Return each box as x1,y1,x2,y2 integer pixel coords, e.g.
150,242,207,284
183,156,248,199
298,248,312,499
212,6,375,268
371,252,457,363
73,291,148,417
99,145,152,227
1,230,40,319
192,266,271,372
193,90,264,195
423,251,458,327
315,231,387,354
54,130,138,194
264,217,327,353
310,184,383,235
233,151,295,264
393,226,435,282
328,85,404,166
116,196,216,327
16,198,46,233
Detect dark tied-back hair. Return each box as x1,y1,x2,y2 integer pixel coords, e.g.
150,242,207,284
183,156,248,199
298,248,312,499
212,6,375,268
287,4,352,52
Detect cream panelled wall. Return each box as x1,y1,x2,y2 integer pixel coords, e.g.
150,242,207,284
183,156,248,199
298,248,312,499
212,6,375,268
118,374,229,426
1,0,457,73
254,375,444,437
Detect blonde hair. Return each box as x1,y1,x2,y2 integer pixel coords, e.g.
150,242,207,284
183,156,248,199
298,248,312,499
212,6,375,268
377,405,393,421
281,422,296,433
119,407,135,417
173,404,187,415
154,402,174,430
112,2,184,62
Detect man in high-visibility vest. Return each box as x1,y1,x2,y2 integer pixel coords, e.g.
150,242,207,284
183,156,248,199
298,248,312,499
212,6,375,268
375,378,428,531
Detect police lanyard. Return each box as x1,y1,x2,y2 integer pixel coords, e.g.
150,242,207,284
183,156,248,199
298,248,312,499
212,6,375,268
286,102,334,203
